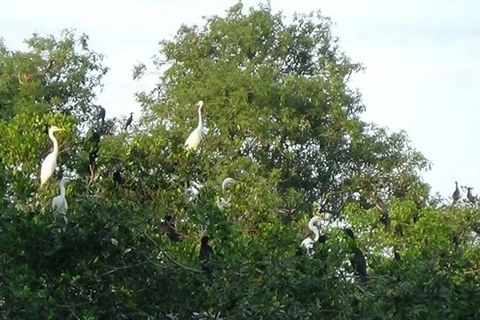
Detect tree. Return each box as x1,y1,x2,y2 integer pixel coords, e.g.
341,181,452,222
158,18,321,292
0,29,110,210
1,3,480,320
137,2,431,223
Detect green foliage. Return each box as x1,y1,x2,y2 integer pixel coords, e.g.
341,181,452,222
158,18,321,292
0,3,479,320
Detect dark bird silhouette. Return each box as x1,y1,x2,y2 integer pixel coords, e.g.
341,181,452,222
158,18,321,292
394,250,401,262
98,106,106,125
467,187,476,205
343,228,368,284
112,170,124,185
394,223,404,237
452,181,460,205
124,112,133,130
199,236,214,281
86,130,101,174
376,195,390,229
162,214,183,242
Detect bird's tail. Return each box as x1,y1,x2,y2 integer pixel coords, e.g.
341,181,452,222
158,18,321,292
359,271,368,284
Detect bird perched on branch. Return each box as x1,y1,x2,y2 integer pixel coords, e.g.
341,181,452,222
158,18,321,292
52,177,71,225
185,100,204,151
86,130,101,175
162,213,183,242
124,112,133,131
452,181,461,205
98,106,106,125
343,228,368,284
199,236,214,281
467,187,477,205
216,177,238,210
113,170,124,185
299,216,327,256
375,195,390,229
40,126,65,186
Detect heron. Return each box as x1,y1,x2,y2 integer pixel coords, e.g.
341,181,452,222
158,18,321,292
184,100,204,150
40,126,65,186
452,181,460,205
216,177,238,210
300,216,326,256
375,195,390,228
52,176,71,225
467,187,477,205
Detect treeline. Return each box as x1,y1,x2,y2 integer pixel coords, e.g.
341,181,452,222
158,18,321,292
0,3,479,319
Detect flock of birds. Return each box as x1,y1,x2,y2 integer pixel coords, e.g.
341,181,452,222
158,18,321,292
36,100,216,277
299,216,368,284
452,181,478,206
32,99,477,285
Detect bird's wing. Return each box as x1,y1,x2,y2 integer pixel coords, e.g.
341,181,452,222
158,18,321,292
52,195,60,210
40,153,56,183
216,197,230,210
300,237,314,249
185,128,200,149
52,196,66,213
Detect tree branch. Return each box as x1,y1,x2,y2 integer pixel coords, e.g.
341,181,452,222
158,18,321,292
142,231,202,274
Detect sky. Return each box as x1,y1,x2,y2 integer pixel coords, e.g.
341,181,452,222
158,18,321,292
1,0,479,199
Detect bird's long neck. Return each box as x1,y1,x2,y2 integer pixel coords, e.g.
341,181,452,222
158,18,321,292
59,181,66,197
311,225,320,242
197,105,203,129
49,131,59,155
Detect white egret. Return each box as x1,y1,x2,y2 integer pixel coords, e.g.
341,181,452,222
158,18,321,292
300,216,324,256
184,100,204,150
52,176,70,225
221,177,237,191
216,177,238,210
40,126,65,186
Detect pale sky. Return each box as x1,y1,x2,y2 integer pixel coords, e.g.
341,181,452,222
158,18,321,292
1,0,479,199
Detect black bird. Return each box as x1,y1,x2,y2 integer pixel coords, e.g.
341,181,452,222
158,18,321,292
343,228,368,284
112,170,124,185
452,181,460,205
467,187,476,205
394,223,404,237
199,236,214,281
394,250,401,262
124,112,133,130
162,214,183,242
86,130,101,174
99,106,106,125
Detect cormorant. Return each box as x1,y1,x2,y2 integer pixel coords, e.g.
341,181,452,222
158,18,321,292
343,228,368,284
199,236,214,281
124,112,133,130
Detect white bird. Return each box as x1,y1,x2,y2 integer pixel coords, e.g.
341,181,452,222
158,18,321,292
300,216,323,256
52,176,70,225
40,126,65,186
221,177,237,191
184,100,204,150
216,177,238,210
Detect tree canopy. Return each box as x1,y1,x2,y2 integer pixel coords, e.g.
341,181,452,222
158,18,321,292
1,2,479,319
